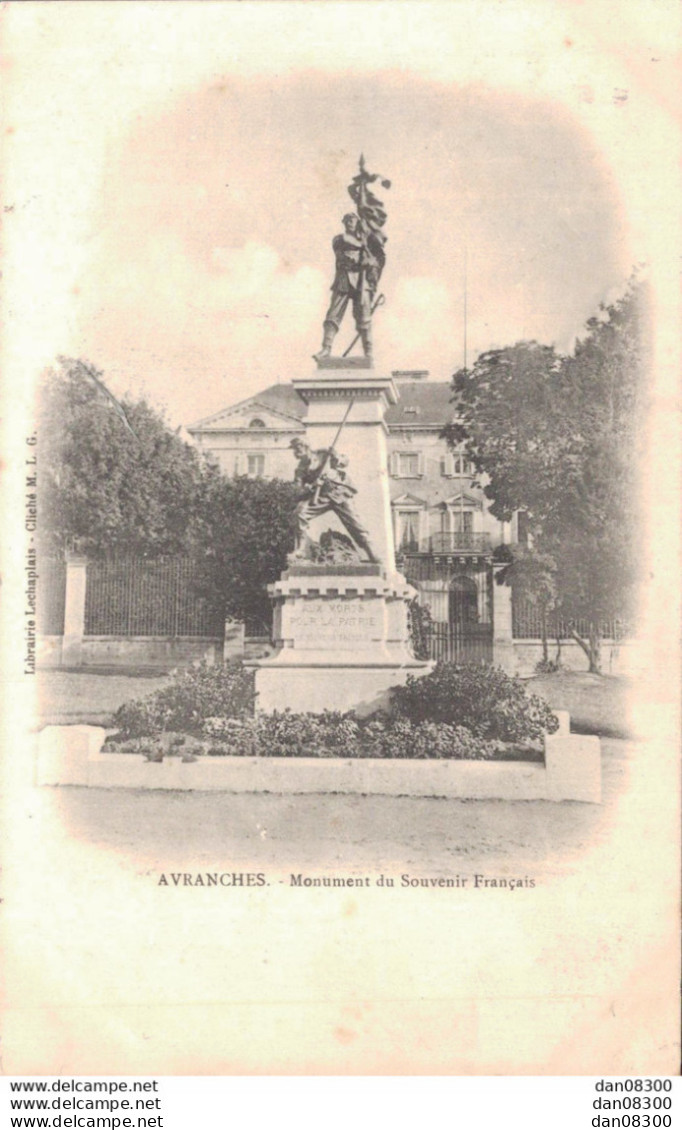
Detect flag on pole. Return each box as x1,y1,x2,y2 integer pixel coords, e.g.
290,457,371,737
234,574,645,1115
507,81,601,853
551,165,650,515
347,154,390,289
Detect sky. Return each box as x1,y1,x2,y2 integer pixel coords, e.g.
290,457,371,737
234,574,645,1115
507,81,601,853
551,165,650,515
83,75,630,428
4,2,678,431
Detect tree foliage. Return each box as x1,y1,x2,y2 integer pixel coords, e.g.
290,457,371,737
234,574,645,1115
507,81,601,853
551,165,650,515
444,341,570,525
545,279,648,638
38,358,299,626
444,276,649,671
38,358,212,557
199,473,298,628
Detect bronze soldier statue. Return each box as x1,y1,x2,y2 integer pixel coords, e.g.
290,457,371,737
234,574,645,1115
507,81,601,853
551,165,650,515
314,212,383,361
290,437,377,563
314,156,390,362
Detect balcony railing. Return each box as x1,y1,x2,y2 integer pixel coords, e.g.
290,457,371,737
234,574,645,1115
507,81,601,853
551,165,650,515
397,532,493,555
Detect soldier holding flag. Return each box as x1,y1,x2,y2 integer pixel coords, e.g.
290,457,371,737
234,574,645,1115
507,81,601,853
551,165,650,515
314,156,390,362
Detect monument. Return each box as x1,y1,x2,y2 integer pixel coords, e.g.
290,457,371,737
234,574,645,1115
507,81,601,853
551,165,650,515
250,158,430,714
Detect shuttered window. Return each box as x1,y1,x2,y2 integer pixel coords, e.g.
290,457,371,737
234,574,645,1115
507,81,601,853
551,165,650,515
395,452,420,477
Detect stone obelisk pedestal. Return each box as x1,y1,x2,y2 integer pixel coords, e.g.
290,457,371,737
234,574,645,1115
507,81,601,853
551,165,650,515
249,363,430,715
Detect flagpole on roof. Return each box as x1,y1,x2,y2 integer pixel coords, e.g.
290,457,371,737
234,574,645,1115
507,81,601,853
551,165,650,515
463,243,468,372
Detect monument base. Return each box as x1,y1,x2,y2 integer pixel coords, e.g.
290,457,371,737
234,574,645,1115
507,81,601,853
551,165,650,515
251,657,428,715
314,355,372,370
247,568,431,715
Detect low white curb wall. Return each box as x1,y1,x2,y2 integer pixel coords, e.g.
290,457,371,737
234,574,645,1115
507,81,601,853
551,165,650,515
36,713,600,803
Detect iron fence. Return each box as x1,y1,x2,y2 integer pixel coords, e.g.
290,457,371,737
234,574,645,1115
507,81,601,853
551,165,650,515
512,598,632,641
36,558,66,635
244,615,273,638
84,556,224,637
425,622,493,664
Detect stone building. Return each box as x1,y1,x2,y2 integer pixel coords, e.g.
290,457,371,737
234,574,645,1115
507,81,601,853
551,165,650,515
187,370,517,662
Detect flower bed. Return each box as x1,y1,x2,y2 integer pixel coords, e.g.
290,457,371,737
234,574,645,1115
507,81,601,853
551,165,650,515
106,659,558,762
103,712,547,763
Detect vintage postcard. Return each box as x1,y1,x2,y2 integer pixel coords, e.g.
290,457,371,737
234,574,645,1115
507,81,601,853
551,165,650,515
1,1,680,1077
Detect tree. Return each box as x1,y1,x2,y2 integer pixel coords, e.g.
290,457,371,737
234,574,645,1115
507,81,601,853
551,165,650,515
38,358,300,629
443,341,570,525
444,276,648,672
541,278,648,669
38,358,212,557
198,474,298,629
494,545,558,667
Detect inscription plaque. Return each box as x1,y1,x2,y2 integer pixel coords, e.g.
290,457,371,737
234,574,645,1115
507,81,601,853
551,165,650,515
287,599,382,646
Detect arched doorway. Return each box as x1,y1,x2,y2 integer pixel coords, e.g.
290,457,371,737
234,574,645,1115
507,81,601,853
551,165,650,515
404,563,493,664
442,572,493,663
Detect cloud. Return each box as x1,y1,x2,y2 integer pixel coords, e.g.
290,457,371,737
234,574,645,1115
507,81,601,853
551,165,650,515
84,234,328,415
381,276,460,376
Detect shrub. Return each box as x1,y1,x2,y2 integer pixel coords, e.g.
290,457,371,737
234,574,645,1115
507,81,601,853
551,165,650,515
240,711,364,759
109,697,168,741
361,716,497,760
112,661,256,738
200,718,256,756
202,716,258,756
389,661,558,744
109,709,503,759
198,711,500,760
407,597,433,661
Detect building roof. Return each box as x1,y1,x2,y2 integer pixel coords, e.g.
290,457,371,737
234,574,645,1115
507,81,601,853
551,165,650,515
189,379,457,432
384,380,456,426
250,383,307,420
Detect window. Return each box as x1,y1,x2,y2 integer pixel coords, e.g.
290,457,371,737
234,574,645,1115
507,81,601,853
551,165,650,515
247,453,265,478
452,509,474,534
249,418,266,428
454,455,474,476
396,510,420,552
441,508,474,534
442,453,474,477
397,452,420,477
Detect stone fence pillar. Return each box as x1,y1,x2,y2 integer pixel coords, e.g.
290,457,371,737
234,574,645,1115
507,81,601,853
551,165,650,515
224,619,245,661
492,566,515,673
61,555,87,667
